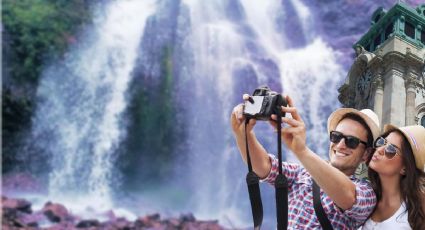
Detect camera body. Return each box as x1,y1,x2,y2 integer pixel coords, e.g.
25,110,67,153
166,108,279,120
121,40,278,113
243,86,287,120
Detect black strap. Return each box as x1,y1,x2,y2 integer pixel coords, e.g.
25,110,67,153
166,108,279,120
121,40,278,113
275,113,288,230
245,119,263,229
312,180,334,230
244,104,288,229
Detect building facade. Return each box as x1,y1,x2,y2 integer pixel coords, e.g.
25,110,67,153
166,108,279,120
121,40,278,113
338,2,425,129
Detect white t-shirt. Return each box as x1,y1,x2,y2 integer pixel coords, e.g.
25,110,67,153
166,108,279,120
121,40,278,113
360,202,411,230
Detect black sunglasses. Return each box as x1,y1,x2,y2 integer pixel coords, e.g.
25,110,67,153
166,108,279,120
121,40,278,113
329,131,368,149
373,136,400,159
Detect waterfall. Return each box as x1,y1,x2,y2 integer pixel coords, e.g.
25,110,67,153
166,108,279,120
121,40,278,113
25,0,345,227
30,0,156,211
178,0,345,227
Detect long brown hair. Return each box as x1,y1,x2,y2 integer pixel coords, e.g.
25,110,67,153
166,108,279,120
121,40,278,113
368,129,425,229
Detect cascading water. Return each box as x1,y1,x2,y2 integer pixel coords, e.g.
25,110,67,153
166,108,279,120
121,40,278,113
25,0,345,227
179,0,345,227
29,0,156,212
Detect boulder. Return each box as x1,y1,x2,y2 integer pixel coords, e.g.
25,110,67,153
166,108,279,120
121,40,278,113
42,201,72,223
2,197,32,213
75,219,100,228
1,196,227,229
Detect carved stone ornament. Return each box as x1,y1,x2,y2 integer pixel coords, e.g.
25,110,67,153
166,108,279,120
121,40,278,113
356,68,373,99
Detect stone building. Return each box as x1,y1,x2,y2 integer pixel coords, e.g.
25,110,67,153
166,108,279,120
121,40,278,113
338,2,425,129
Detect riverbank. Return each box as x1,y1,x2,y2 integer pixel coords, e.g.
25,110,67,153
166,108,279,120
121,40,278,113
2,196,227,229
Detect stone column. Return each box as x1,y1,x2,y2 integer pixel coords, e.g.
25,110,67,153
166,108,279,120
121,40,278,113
382,68,406,126
373,75,384,127
405,77,416,125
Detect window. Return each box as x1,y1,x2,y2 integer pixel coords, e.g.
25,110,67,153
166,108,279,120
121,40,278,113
405,21,415,39
374,34,381,50
421,116,425,128
421,30,425,44
385,23,393,40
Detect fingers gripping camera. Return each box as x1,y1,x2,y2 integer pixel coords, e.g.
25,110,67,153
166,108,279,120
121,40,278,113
243,86,287,120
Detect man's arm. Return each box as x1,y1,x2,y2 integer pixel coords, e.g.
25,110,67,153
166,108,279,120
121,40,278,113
275,96,357,210
230,103,271,179
296,148,356,210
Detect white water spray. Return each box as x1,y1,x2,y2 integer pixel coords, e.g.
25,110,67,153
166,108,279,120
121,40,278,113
182,0,345,226
32,0,156,212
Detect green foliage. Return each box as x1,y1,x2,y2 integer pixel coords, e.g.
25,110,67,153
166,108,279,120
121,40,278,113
2,89,32,173
2,0,93,173
2,0,91,83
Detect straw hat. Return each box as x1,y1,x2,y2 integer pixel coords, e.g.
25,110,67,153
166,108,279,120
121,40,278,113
327,108,381,141
384,125,425,171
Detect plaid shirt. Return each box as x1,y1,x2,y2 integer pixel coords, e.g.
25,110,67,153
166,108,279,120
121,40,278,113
261,154,376,229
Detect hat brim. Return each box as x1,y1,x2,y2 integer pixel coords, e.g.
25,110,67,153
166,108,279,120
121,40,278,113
384,124,425,171
327,108,380,141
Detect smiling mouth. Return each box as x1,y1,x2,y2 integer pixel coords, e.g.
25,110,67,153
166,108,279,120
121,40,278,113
334,151,349,157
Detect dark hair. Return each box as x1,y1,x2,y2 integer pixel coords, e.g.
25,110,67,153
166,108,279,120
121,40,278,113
340,113,374,148
368,129,425,229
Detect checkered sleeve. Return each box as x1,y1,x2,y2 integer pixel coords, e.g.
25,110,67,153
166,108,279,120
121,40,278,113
260,154,301,186
338,179,376,224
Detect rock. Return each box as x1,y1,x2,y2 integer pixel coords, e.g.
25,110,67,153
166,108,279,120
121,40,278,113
135,213,162,227
42,201,71,223
146,213,160,221
114,217,132,229
182,220,224,230
1,196,228,229
15,211,49,228
2,207,18,220
164,217,181,228
75,219,100,228
2,197,32,213
45,222,75,230
180,213,196,222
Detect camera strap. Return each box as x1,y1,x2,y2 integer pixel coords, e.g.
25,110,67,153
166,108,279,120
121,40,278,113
244,119,263,229
275,112,288,230
313,180,334,230
244,112,288,230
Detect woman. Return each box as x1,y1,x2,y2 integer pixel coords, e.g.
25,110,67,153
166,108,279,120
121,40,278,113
361,125,425,230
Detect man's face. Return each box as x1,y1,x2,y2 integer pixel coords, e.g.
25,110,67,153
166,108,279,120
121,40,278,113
329,118,369,175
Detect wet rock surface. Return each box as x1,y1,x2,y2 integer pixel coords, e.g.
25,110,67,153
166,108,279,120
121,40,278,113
1,196,229,230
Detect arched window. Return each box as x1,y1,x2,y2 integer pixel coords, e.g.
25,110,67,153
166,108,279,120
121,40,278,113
421,116,425,128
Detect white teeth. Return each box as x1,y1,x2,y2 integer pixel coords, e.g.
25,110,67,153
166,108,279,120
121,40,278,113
335,152,348,157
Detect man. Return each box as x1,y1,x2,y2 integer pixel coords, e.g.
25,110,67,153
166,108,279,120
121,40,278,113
230,94,379,229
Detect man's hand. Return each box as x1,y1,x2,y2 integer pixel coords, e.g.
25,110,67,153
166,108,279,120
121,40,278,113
269,95,358,210
270,95,309,157
230,94,256,138
230,94,270,178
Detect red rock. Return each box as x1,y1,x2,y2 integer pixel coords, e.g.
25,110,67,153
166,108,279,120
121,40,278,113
1,196,228,229
42,202,71,223
2,197,32,213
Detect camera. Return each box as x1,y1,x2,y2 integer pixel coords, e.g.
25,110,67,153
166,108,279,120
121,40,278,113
243,86,287,120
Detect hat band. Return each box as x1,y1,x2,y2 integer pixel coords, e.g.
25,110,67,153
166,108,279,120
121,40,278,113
405,130,419,151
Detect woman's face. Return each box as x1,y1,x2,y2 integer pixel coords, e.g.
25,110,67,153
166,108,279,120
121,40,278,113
369,132,405,177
